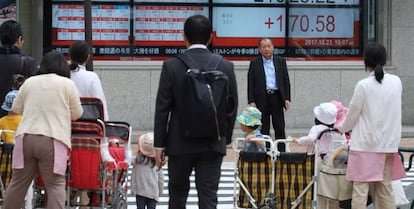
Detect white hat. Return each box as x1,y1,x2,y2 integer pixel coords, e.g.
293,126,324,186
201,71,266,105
138,132,155,158
313,102,337,125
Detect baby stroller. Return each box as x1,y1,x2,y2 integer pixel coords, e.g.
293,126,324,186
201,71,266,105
273,138,318,209
33,97,132,209
317,129,352,209
0,129,14,204
232,135,277,209
233,135,319,209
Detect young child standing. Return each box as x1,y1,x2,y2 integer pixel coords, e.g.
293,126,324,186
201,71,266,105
131,132,163,209
293,102,338,158
237,106,266,152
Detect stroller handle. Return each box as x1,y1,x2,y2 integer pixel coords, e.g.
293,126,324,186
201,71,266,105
317,127,339,140
271,138,294,153
232,135,274,153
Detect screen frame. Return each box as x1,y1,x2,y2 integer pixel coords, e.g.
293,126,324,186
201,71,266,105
44,0,364,61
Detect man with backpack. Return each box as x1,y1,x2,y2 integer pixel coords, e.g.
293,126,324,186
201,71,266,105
154,14,238,209
0,20,38,117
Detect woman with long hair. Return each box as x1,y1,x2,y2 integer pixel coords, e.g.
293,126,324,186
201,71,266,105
335,42,406,209
2,51,83,209
69,40,109,120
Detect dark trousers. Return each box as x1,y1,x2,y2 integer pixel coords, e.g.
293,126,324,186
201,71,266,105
136,195,157,209
259,91,286,151
167,152,223,209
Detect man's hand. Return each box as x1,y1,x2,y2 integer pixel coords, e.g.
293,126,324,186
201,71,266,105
155,149,167,169
285,100,291,111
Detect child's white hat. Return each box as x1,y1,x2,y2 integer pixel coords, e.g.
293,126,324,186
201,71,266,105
313,102,337,125
138,132,155,158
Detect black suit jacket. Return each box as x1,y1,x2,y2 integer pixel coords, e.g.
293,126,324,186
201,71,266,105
154,48,238,156
247,55,290,108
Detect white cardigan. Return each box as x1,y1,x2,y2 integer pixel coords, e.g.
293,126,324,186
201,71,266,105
338,72,402,153
12,73,83,148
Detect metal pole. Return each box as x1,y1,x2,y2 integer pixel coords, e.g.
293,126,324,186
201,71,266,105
84,0,93,71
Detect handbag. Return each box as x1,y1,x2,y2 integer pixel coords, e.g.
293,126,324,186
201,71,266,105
392,179,409,207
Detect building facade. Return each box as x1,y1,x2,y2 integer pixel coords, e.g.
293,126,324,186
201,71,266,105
16,0,413,131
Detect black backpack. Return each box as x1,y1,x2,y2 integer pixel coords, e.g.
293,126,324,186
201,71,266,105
177,53,229,140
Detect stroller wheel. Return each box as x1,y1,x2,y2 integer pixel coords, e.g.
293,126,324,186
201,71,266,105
258,193,277,209
112,195,127,209
258,203,276,209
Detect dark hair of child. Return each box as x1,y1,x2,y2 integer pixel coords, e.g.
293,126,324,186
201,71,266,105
246,125,260,130
314,118,334,128
135,153,156,168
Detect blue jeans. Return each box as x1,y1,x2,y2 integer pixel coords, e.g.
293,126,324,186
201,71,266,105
136,195,157,209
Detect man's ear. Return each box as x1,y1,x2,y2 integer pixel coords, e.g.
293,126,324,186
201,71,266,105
183,34,190,48
14,35,24,48
206,34,212,46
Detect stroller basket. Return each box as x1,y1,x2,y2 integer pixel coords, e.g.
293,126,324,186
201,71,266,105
233,136,276,209
318,141,352,201
274,151,315,209
0,130,15,200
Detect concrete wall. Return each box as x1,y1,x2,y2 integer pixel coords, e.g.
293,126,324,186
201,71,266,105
391,0,414,125
95,61,370,131
18,0,414,132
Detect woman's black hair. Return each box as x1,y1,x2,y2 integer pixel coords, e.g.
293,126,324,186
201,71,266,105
69,40,90,71
38,50,70,78
364,42,386,83
135,153,156,168
314,118,334,128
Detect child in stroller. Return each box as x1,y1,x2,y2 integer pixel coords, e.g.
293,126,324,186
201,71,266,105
233,106,275,209
237,106,266,157
0,90,33,209
292,102,338,159
292,102,352,209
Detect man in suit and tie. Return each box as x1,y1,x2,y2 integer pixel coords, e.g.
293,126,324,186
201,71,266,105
153,15,238,209
248,38,291,151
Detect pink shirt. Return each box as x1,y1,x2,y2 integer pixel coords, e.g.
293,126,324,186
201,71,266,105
297,124,335,154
